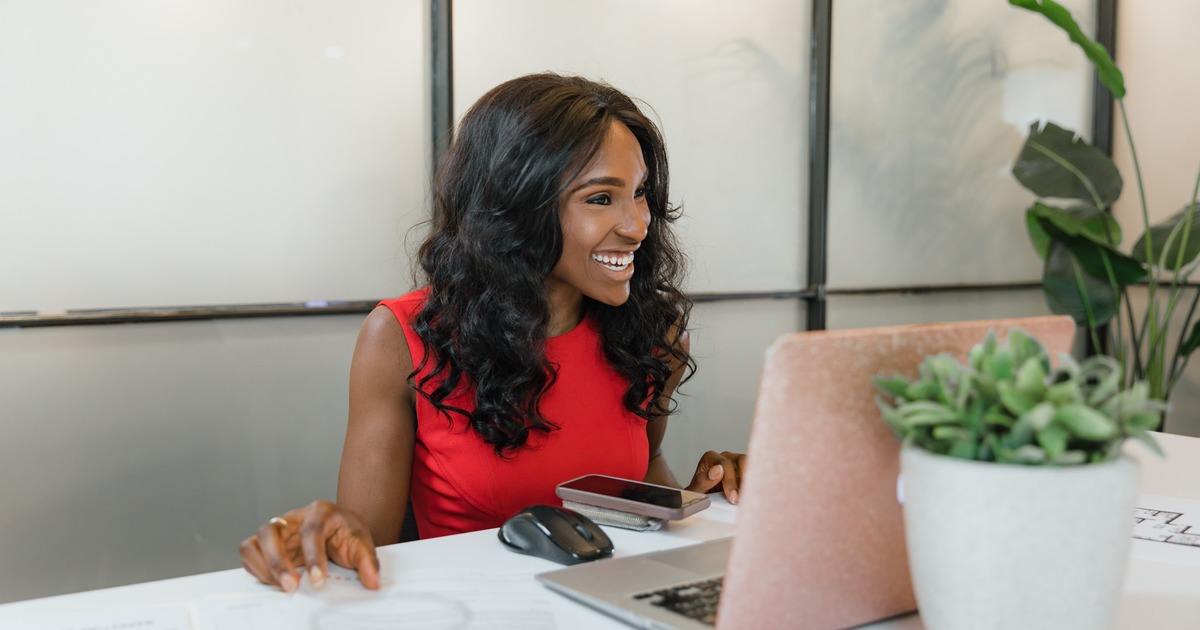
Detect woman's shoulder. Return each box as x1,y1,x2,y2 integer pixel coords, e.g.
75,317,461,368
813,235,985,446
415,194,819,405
377,287,432,324
358,288,430,375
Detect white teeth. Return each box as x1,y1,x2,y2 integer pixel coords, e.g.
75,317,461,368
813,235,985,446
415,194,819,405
591,252,634,271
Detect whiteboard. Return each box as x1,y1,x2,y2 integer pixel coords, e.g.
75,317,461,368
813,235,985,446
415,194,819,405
0,1,430,312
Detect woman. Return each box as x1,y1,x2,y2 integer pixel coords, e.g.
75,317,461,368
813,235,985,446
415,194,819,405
239,73,748,592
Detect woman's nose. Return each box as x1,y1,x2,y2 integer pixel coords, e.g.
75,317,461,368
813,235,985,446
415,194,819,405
618,203,650,242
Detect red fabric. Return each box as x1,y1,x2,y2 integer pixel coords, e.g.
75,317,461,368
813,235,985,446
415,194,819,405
379,288,650,539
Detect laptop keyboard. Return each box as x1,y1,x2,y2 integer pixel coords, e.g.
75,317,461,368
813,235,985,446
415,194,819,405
633,576,723,626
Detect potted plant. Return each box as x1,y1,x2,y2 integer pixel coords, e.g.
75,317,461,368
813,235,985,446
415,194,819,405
876,328,1165,629
1008,0,1200,420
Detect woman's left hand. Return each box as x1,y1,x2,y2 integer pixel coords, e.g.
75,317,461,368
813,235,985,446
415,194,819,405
685,450,748,505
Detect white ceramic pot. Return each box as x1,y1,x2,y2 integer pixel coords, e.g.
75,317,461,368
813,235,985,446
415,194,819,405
900,446,1138,630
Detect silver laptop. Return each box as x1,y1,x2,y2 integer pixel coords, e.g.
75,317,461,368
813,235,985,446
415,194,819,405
537,316,1077,629
540,537,730,628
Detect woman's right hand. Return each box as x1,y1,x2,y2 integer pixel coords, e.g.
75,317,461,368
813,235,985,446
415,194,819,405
239,499,381,592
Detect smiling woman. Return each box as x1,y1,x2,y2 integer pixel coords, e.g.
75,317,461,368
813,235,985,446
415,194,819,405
237,73,749,593
553,124,651,308
414,74,686,453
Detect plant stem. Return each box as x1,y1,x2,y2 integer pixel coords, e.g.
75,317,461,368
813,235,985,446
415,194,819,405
1098,215,1127,378
1099,252,1126,373
1119,99,1162,396
1149,278,1187,380
1122,286,1145,382
1071,258,1103,352
1120,100,1155,273
1166,166,1200,391
1169,285,1200,389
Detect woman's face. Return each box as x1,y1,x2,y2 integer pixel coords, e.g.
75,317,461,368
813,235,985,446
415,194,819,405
548,120,652,307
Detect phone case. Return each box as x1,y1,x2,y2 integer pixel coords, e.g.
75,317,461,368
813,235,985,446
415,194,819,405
561,500,666,531
555,474,711,521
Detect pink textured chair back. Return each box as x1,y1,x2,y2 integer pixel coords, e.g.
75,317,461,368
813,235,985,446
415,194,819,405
716,315,1076,630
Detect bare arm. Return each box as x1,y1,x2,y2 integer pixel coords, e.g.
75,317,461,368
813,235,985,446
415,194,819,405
643,330,690,488
643,329,747,504
240,305,412,591
336,305,418,546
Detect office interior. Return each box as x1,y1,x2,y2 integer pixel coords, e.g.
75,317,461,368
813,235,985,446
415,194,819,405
2,0,1198,607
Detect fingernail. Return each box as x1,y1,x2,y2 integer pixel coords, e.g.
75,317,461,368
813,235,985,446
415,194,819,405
709,467,722,480
309,566,325,588
280,572,298,593
730,490,739,504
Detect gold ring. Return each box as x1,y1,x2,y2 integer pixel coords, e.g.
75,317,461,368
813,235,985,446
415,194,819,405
269,517,289,529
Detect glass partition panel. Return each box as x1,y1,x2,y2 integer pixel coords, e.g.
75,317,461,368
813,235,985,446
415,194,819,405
827,0,1097,289
663,298,803,477
454,0,810,293
0,1,429,311
0,316,360,602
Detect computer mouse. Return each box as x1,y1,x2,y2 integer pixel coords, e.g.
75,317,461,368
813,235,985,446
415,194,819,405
498,504,613,565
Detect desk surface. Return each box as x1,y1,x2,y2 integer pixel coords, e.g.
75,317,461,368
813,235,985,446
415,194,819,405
3,433,1199,629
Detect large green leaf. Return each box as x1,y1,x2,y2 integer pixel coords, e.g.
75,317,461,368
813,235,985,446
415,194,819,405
1042,242,1117,326
1008,0,1125,98
1026,203,1122,256
1027,209,1053,259
1131,203,1200,270
1013,122,1123,205
1036,217,1146,285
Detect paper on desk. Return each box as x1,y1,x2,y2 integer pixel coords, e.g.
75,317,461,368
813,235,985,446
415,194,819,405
1130,493,1200,567
6,604,191,630
193,565,559,629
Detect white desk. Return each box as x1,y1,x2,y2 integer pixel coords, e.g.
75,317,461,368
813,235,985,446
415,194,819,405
3,433,1199,629
0,497,739,629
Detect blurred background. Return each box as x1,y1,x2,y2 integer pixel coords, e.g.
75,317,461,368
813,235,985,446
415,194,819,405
1,0,1197,603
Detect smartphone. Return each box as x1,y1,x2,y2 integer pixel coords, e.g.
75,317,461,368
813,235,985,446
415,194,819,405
556,474,711,521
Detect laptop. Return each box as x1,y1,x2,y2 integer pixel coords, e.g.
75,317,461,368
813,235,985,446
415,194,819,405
537,316,1077,629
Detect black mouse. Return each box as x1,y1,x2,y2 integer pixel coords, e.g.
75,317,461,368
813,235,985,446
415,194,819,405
497,504,613,565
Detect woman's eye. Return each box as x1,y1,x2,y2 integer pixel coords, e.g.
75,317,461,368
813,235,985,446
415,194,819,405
586,193,611,206
634,187,647,199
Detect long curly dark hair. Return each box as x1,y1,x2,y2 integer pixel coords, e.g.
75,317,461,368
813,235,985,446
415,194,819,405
411,73,694,456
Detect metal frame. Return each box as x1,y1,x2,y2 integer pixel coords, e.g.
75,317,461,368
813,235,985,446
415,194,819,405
431,0,453,169
0,291,816,329
1091,0,1117,155
0,301,379,329
801,0,1118,331
804,0,833,330
1089,0,1118,354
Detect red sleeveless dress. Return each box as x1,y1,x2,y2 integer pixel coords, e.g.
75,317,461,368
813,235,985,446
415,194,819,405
379,288,650,539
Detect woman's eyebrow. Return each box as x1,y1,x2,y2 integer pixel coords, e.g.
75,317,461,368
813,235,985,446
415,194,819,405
568,174,649,195
569,175,627,195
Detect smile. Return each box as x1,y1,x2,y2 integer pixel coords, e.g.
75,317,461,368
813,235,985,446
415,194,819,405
591,252,634,272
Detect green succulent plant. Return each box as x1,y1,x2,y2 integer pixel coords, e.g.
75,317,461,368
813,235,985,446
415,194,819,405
875,329,1165,465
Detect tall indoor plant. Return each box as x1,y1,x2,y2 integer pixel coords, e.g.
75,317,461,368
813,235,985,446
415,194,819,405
876,328,1164,629
1009,0,1200,413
